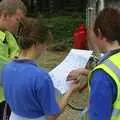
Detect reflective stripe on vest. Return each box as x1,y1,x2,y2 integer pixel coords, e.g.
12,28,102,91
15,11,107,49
89,52,120,120
103,59,120,78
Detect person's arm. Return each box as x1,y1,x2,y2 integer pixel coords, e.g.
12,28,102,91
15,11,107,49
88,70,116,120
58,81,81,110
37,72,81,120
47,82,81,120
47,91,74,120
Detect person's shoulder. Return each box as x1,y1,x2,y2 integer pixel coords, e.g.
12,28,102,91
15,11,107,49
2,60,14,72
5,31,13,35
5,31,16,40
93,69,108,76
91,69,115,87
33,67,52,87
92,69,111,80
34,67,50,80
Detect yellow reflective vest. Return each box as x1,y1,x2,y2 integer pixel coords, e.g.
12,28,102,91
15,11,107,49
0,30,19,102
89,52,120,120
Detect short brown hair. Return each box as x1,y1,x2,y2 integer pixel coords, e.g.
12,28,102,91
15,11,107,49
16,18,49,49
94,8,120,44
0,0,27,15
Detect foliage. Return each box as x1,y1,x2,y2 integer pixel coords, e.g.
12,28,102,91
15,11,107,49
41,15,85,49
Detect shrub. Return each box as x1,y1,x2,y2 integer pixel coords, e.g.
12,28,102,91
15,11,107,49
41,15,85,49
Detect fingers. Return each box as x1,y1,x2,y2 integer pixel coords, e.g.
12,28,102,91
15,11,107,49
67,68,89,81
67,76,77,81
67,70,80,80
72,80,80,84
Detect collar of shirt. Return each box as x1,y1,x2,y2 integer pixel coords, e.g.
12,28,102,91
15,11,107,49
13,58,38,67
99,48,120,64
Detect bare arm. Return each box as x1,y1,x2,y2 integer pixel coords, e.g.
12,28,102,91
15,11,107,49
47,82,81,120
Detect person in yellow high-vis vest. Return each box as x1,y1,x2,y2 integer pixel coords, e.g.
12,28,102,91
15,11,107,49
0,0,27,119
67,8,120,120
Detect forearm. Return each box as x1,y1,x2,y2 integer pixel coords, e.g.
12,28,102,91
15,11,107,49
48,80,81,120
58,90,72,111
47,92,72,120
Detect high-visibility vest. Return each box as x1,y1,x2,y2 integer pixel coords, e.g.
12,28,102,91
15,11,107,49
89,52,120,120
0,30,19,102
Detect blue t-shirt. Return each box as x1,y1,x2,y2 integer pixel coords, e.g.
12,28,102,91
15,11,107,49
88,70,116,120
2,59,61,118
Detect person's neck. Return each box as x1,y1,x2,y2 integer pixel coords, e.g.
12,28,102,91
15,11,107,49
103,41,120,53
19,49,36,60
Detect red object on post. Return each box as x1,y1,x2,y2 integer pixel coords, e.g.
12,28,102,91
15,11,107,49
73,24,87,49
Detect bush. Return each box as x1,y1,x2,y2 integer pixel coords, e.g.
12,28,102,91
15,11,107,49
41,15,85,48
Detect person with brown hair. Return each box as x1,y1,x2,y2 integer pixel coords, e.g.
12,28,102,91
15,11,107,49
2,18,81,120
0,0,27,32
68,8,120,120
0,0,27,119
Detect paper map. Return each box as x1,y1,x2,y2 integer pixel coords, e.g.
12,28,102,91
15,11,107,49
49,49,93,94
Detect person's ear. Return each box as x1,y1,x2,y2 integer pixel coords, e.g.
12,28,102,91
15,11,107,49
97,28,101,35
97,28,104,39
98,28,107,42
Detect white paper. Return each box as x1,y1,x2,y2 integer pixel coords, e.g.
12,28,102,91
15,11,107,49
49,49,93,94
